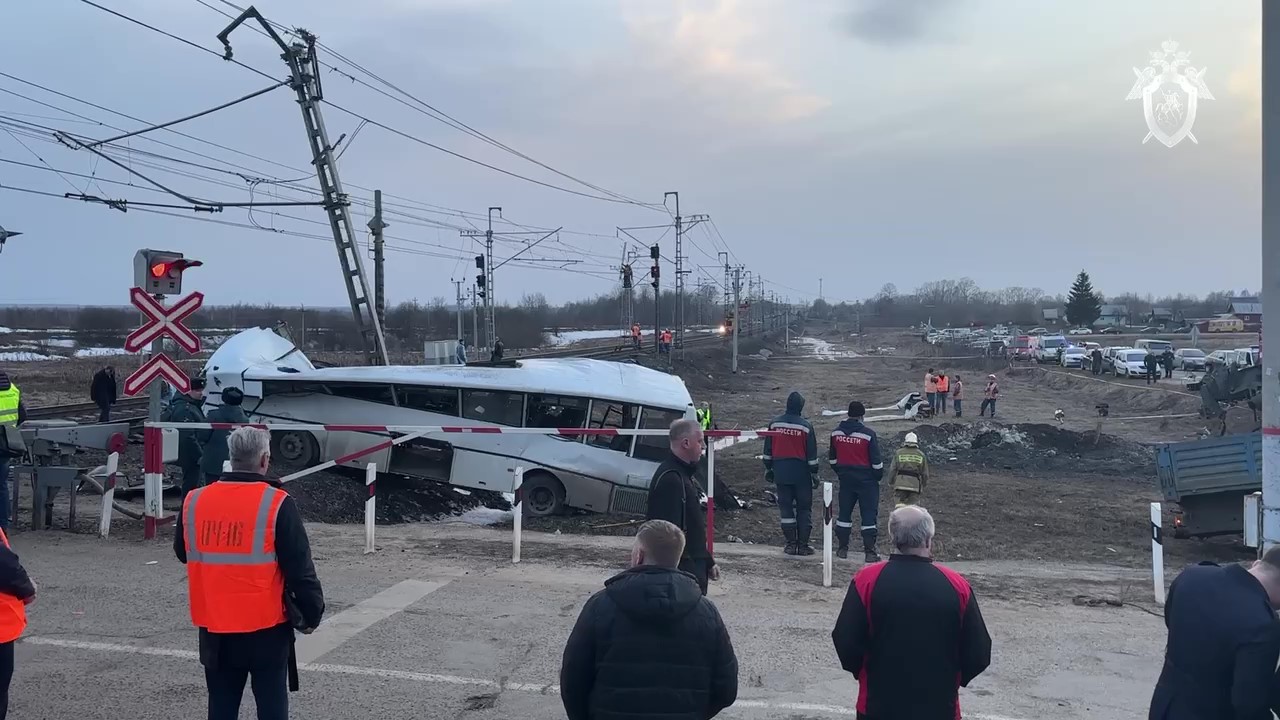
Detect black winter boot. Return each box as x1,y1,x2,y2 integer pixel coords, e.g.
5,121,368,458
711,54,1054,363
862,533,881,563
782,525,798,555
796,526,815,555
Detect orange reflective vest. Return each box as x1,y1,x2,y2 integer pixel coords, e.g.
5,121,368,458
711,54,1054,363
0,529,26,643
936,376,949,393
631,324,641,338
183,481,289,634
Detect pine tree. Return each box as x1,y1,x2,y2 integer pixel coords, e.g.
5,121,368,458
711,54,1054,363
1065,270,1102,327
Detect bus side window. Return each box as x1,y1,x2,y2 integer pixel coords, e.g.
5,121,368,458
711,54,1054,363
396,386,460,416
462,389,524,427
588,401,637,452
633,407,685,462
526,395,589,437
327,383,395,405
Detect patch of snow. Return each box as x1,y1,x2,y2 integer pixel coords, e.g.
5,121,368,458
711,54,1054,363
821,409,846,417
46,338,76,348
455,507,513,526
543,329,625,347
0,352,64,362
74,347,134,358
794,337,860,360
0,327,10,334
9,328,70,333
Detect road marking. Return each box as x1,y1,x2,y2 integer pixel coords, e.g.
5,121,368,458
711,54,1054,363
24,636,1028,720
296,578,451,665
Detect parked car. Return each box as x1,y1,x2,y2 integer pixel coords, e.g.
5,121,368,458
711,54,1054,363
1173,348,1207,371
1082,341,1102,351
1068,327,1093,335
1100,326,1123,335
1135,338,1174,357
1100,346,1130,375
1028,327,1048,336
1138,327,1162,335
1031,334,1068,363
1113,349,1150,378
1060,345,1088,368
1206,349,1234,370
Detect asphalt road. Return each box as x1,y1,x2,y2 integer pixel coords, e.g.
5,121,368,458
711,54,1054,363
11,521,1167,719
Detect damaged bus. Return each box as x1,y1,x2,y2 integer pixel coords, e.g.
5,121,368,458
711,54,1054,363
203,328,696,517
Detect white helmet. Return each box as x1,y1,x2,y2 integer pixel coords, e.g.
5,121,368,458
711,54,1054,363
904,432,919,446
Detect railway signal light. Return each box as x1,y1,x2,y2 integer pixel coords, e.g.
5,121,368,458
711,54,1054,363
649,244,660,260
134,249,201,295
650,264,660,289
476,274,486,299
475,255,485,269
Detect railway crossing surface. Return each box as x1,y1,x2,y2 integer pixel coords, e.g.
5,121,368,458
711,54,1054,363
10,521,1165,720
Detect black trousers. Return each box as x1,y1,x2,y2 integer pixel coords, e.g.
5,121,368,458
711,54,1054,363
0,640,13,720
97,403,111,422
775,482,813,542
206,661,288,720
679,556,709,596
835,477,880,549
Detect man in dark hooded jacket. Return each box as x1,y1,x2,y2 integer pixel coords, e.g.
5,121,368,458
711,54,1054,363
560,519,737,720
763,391,819,555
163,376,207,499
198,387,248,484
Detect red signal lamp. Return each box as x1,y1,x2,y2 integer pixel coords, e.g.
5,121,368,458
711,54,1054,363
151,259,204,277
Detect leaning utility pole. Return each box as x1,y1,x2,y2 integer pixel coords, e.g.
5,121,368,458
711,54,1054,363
218,8,388,365
1262,0,1280,553
732,266,742,373
370,189,387,332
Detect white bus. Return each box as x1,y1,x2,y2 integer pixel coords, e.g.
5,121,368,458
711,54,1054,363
204,328,696,516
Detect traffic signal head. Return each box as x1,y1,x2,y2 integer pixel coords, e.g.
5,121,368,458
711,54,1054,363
649,244,660,260
475,255,485,269
134,249,201,295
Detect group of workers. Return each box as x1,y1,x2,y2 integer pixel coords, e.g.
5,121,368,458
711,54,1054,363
629,324,674,354
763,393,932,561
923,370,962,416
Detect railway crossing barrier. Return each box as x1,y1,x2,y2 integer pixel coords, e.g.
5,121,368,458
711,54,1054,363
822,481,833,587
1151,502,1165,605
97,451,120,539
144,422,782,567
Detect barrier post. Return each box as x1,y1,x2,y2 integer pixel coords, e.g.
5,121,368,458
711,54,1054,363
364,463,376,554
97,451,119,539
142,426,165,540
706,442,715,555
1151,502,1165,605
512,466,523,564
823,481,833,588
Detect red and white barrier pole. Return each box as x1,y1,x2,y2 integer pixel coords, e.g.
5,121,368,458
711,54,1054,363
705,443,715,555
1151,502,1165,605
98,451,119,539
142,426,165,540
512,466,523,564
823,481,834,588
364,463,376,554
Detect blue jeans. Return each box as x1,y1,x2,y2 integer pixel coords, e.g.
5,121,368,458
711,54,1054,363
0,461,10,530
953,398,963,416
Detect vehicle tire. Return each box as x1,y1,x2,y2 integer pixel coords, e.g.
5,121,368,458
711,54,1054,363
271,430,319,470
521,471,566,517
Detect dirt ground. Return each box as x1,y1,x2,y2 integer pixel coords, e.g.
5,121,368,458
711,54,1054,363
11,324,1253,572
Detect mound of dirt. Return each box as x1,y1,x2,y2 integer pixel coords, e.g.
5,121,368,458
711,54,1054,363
282,468,509,524
888,421,1154,478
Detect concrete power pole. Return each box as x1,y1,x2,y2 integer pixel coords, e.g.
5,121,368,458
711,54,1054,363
470,287,479,359
1263,0,1280,552
732,266,742,373
218,9,388,365
665,192,685,359
369,189,387,333
453,280,464,343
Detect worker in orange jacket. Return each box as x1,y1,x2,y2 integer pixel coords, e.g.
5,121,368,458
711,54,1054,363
0,527,34,720
935,374,950,416
175,426,324,720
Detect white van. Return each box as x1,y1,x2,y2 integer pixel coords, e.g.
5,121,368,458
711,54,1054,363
1135,339,1174,357
1030,334,1068,363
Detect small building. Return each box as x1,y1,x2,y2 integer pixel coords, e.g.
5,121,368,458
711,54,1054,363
1147,307,1184,328
1094,304,1129,328
1227,297,1262,324
1041,308,1061,325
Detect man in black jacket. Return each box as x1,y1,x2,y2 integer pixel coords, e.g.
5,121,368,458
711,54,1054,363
90,365,116,422
829,401,884,562
175,426,324,720
560,519,738,720
646,419,718,595
1149,549,1280,720
832,505,991,720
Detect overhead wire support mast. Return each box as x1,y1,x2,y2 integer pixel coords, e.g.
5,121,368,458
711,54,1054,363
217,5,389,366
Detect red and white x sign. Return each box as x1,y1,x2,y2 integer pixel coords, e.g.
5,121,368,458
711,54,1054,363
124,353,189,397
125,287,203,354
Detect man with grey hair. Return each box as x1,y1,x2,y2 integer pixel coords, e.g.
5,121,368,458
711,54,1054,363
646,418,719,595
832,505,991,719
175,426,325,720
560,519,738,720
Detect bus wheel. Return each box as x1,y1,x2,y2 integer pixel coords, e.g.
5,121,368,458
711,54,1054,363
521,472,566,517
271,430,318,470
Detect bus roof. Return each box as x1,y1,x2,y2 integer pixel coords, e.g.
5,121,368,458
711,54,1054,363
208,328,694,409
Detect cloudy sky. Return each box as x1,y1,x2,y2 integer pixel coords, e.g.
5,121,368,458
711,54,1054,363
0,0,1263,308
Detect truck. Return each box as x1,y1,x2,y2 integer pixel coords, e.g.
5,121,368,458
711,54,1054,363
1156,432,1260,538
